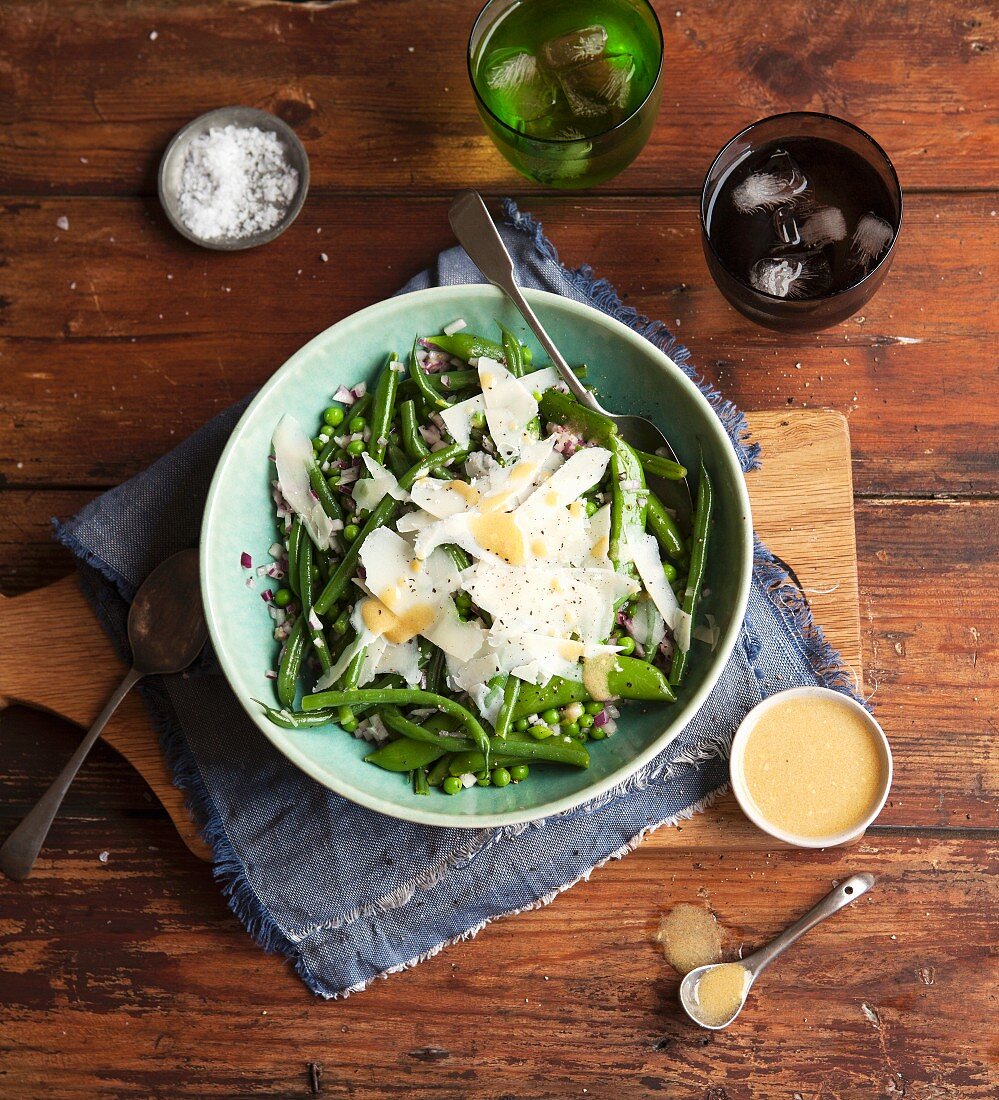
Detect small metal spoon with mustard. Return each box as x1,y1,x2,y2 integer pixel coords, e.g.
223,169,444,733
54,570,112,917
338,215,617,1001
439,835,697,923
679,873,876,1030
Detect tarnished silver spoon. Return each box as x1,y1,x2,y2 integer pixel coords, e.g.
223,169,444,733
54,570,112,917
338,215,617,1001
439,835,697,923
680,873,876,1029
448,189,693,520
0,549,207,881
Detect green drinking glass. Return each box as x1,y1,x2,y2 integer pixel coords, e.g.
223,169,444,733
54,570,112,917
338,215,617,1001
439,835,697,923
468,0,664,190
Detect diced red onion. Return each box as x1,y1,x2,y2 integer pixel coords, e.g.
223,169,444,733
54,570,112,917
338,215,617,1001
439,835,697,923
351,382,367,399
268,542,285,559
333,385,355,405
593,709,608,728
261,589,274,603
443,317,466,335
264,670,278,680
308,608,322,632
602,719,618,735
245,576,254,588
240,551,253,569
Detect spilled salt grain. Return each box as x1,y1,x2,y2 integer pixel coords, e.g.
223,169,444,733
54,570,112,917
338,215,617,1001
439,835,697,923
178,125,298,241
56,216,69,231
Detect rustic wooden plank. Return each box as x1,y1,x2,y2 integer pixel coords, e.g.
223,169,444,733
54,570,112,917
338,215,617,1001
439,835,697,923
0,822,995,1097
0,0,995,195
1,194,996,494
1,494,994,830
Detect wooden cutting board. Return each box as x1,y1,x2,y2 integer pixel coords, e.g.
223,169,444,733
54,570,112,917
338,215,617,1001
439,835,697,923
0,409,859,862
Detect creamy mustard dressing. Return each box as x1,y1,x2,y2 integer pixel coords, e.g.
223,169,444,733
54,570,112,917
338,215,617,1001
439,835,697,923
691,963,749,1026
531,538,548,557
444,479,480,505
582,653,620,701
742,695,885,838
360,594,435,644
469,512,525,565
591,536,609,560
656,903,723,975
479,461,533,514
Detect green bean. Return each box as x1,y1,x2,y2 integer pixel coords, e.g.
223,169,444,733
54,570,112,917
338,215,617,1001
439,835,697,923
386,442,410,479
276,616,307,708
427,754,454,787
336,646,367,727
313,444,467,614
494,676,521,740
286,520,303,598
302,688,489,760
646,493,689,564
400,399,430,462
635,449,687,481
307,461,343,529
670,457,713,687
380,706,468,750
426,646,446,694
413,766,430,796
297,537,332,673
364,737,446,773
408,336,449,410
608,435,649,566
369,354,401,464
256,701,337,729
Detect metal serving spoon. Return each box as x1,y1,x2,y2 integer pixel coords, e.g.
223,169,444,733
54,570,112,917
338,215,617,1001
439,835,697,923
448,189,693,519
0,549,207,881
680,873,876,1030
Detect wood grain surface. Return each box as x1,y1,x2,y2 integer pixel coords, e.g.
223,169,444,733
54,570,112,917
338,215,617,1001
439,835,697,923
0,0,996,1097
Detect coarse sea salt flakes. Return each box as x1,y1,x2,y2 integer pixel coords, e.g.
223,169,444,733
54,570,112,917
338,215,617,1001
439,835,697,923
178,125,298,242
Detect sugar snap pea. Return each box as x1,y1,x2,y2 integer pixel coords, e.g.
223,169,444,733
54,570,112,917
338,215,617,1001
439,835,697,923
538,390,617,444
365,737,446,773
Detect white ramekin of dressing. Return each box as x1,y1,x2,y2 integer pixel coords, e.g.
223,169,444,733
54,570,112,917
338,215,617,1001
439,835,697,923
729,686,893,848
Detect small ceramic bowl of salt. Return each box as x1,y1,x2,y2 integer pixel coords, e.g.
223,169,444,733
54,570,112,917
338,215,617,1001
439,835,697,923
159,107,309,250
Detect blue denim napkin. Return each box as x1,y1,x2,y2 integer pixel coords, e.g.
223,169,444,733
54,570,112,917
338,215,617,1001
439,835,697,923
55,201,860,998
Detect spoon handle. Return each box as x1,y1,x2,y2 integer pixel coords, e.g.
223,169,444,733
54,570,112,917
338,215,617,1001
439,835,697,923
746,873,876,976
448,190,596,410
0,666,143,881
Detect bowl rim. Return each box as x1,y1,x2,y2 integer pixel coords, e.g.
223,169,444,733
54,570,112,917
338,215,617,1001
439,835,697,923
728,685,893,848
158,106,310,252
699,110,903,303
200,284,753,828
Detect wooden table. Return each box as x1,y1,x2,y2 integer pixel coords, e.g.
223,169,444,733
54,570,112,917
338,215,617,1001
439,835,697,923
1,2,995,1096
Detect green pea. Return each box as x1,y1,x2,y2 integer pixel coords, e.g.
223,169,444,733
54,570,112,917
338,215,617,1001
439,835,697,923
585,500,599,517
589,726,607,740
510,765,529,781
343,524,360,542
442,776,463,795
617,635,636,656
326,475,339,490
561,721,580,738
349,415,366,433
514,718,529,733
530,724,554,740
470,411,486,429
663,561,678,584
312,439,323,452
578,713,594,729
272,588,293,608
347,439,366,456
585,701,604,715
476,776,491,787
340,715,358,733
492,767,511,788
323,406,345,427
541,708,560,726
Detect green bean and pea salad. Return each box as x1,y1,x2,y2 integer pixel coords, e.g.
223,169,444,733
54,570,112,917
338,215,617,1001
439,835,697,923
249,324,714,797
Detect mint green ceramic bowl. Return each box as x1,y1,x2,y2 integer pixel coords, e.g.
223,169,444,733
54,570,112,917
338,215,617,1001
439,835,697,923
201,286,752,827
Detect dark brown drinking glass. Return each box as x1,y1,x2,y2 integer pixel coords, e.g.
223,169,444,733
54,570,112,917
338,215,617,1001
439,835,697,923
701,113,902,333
